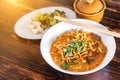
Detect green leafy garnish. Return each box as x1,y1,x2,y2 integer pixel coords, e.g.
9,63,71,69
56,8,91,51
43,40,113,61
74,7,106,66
63,40,86,56
61,62,69,70
61,61,78,70
69,61,78,65
63,46,73,57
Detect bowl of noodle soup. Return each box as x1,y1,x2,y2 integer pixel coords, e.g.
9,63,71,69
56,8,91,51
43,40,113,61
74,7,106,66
40,19,116,75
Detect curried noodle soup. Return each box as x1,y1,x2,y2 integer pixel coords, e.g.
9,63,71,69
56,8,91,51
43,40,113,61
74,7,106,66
50,30,107,72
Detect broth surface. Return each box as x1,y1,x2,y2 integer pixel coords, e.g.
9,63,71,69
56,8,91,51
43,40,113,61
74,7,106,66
50,30,107,72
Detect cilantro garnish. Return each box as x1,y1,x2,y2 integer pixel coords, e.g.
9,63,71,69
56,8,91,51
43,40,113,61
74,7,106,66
63,40,86,57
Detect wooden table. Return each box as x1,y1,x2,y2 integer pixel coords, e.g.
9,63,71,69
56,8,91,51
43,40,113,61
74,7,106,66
0,0,120,80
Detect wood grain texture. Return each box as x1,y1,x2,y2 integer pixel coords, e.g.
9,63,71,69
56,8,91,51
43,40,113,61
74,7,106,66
0,0,120,80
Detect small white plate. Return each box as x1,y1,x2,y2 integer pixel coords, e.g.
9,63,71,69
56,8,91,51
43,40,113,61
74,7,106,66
14,6,76,39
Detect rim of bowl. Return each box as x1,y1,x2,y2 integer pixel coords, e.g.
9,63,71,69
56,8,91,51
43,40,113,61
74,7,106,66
40,19,116,75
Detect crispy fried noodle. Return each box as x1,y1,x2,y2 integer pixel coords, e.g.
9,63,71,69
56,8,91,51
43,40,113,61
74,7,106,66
50,30,107,72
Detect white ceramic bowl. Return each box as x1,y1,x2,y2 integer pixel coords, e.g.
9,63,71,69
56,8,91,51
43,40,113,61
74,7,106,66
40,19,116,75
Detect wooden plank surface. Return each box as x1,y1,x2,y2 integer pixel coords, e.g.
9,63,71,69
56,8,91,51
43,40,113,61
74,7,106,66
0,0,120,80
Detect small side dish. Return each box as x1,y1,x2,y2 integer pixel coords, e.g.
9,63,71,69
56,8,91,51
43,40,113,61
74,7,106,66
27,10,66,34
50,30,107,72
14,6,76,39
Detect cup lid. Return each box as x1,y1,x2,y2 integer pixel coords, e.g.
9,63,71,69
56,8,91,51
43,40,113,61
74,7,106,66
76,0,103,14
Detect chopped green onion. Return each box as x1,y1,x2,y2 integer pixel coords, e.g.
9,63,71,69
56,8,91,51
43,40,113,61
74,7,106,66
61,62,69,70
63,46,73,57
63,40,86,56
61,61,78,70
